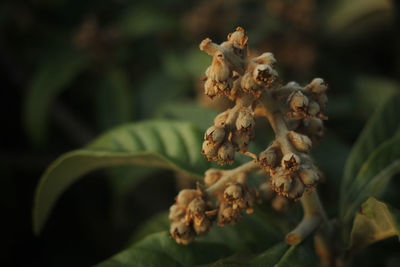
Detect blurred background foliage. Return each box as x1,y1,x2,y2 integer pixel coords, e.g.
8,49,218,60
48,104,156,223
1,0,400,266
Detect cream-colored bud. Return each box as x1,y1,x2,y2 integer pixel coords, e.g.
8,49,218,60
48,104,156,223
169,204,185,221
204,169,223,186
308,101,320,117
306,78,327,94
236,109,255,132
287,177,305,199
186,197,207,226
204,78,217,98
232,131,250,152
224,184,243,202
288,91,309,112
193,218,212,235
218,142,235,164
205,125,225,144
298,165,320,187
259,146,279,168
208,52,230,82
281,153,301,171
202,140,219,159
306,118,324,139
252,64,277,86
288,131,312,153
170,221,195,245
241,72,259,91
227,26,248,49
214,110,229,128
253,52,276,66
271,170,292,193
176,189,200,208
218,202,242,226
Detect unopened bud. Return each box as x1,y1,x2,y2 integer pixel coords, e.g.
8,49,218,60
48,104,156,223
258,146,279,169
169,204,185,222
176,189,200,208
306,78,327,94
281,153,301,171
236,109,255,132
218,142,235,164
224,184,243,203
170,222,195,245
253,52,276,66
204,78,217,98
308,101,320,117
298,165,320,187
288,131,312,153
218,202,242,226
205,125,225,144
232,131,250,152
214,110,229,128
288,91,309,113
186,197,207,225
241,72,260,94
208,52,230,82
287,177,305,200
202,140,219,160
271,170,292,193
227,26,248,49
193,218,212,235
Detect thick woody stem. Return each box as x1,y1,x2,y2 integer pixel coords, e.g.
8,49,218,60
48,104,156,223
206,161,260,196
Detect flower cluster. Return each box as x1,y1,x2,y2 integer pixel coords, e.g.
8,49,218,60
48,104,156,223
170,27,328,244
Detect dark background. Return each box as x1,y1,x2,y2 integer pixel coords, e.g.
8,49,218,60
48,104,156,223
1,0,400,266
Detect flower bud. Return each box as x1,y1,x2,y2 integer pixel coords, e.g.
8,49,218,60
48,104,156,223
231,131,250,152
186,197,207,226
204,78,217,98
253,52,276,66
205,125,225,144
224,183,243,203
308,101,320,117
236,109,255,133
287,177,305,200
271,170,292,193
317,93,328,112
169,204,185,222
252,64,277,87
298,165,320,187
288,131,312,153
258,146,279,169
288,91,309,113
193,218,212,235
218,142,235,164
170,221,195,245
202,140,219,160
176,189,200,208
227,26,248,50
218,202,242,226
241,72,261,95
281,153,301,171
204,169,223,186
214,110,229,128
306,78,327,94
208,52,230,82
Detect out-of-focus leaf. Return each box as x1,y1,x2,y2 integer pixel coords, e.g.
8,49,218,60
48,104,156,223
129,212,169,244
354,76,399,118
349,197,400,252
24,46,89,146
340,93,400,212
95,232,232,267
96,69,133,130
117,5,176,39
33,120,210,235
341,135,400,223
155,102,218,131
325,0,394,40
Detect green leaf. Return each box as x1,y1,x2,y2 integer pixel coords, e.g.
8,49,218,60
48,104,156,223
349,197,400,252
33,120,210,235
24,46,89,146
155,102,219,131
340,93,400,213
341,135,400,222
95,232,232,267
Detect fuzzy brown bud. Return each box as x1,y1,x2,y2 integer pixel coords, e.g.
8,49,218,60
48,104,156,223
217,142,235,164
205,125,225,144
204,169,223,186
258,146,280,169
169,204,185,222
218,202,242,226
288,91,309,113
271,169,292,194
253,52,276,66
204,78,217,98
235,109,255,133
186,197,207,226
176,189,201,208
170,222,195,245
214,110,229,128
252,64,277,87
288,131,312,153
298,165,320,187
281,153,301,171
231,131,250,152
306,78,327,94
308,101,320,117
287,177,305,200
202,140,219,160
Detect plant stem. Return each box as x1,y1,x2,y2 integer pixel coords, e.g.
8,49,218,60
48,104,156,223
206,161,260,196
